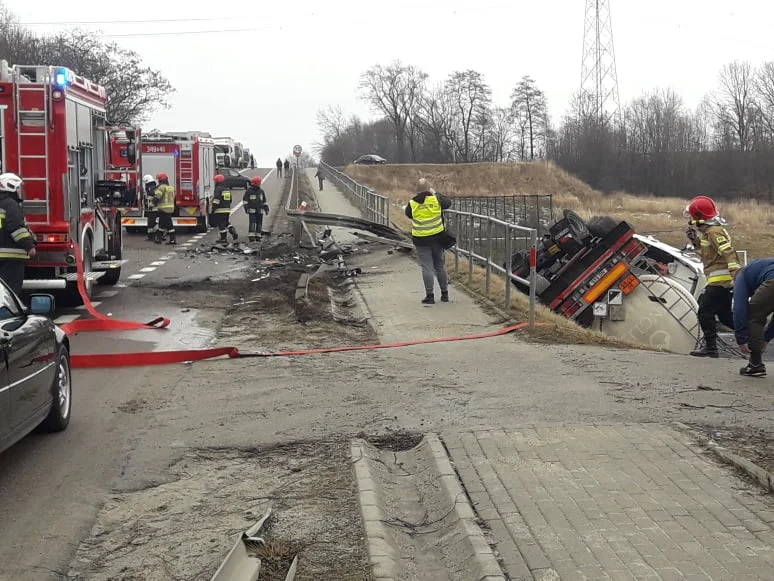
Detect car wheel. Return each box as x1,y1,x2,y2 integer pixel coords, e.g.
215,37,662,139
38,345,72,433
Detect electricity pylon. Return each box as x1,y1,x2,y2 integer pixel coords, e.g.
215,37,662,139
580,0,622,126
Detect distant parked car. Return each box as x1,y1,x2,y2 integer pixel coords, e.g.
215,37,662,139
353,154,387,165
216,167,250,189
0,285,72,455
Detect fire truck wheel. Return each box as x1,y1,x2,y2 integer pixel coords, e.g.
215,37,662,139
60,238,94,307
99,223,123,286
196,211,210,233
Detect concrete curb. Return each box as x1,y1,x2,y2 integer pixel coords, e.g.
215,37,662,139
350,440,398,581
424,433,508,581
674,422,774,494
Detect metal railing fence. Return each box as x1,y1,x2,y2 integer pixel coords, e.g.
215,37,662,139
319,160,390,226
453,195,553,236
445,209,538,327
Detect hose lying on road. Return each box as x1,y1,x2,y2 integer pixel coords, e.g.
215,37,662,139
62,243,541,368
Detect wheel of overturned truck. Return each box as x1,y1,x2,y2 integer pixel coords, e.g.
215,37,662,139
586,215,617,238
562,209,590,240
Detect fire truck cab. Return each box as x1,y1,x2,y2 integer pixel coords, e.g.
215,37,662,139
105,124,142,208
121,131,216,234
0,60,126,305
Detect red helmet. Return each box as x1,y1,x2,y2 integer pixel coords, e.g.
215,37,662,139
685,196,718,221
156,172,168,181
214,174,225,183
251,176,262,186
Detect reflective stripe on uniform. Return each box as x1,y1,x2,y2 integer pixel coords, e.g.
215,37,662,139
707,270,733,283
11,227,31,242
0,247,30,259
214,208,230,214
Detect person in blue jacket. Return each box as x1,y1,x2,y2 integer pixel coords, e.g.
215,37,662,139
733,257,774,377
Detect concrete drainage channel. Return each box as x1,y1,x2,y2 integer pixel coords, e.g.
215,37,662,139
352,434,507,581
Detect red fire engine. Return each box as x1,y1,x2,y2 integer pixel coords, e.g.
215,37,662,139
121,131,216,234
105,124,142,207
0,60,126,305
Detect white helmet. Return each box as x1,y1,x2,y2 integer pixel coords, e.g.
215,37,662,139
0,173,23,194
142,174,156,185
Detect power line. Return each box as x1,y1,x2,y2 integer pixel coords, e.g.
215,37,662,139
21,17,241,25
96,27,269,38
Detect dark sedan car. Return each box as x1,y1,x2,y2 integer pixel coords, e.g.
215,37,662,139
353,154,387,165
0,283,72,455
216,167,251,189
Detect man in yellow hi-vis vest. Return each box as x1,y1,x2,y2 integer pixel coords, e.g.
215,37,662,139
153,172,177,245
404,178,453,305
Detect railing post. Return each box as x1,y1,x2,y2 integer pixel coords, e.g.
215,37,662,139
454,212,460,273
504,225,513,311
485,218,493,296
467,215,474,284
528,229,537,328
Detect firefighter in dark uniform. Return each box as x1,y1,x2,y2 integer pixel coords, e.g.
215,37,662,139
243,175,269,243
283,159,290,177
0,173,36,296
153,172,176,245
685,195,741,358
211,174,239,244
142,174,159,241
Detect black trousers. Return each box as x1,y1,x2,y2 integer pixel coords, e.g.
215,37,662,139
211,212,231,232
748,280,774,364
146,210,158,234
0,260,26,297
248,211,264,236
158,212,174,234
697,284,734,340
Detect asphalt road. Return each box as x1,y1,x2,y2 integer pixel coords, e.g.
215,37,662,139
0,167,288,580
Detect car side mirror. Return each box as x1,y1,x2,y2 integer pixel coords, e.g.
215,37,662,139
29,293,55,315
126,143,137,164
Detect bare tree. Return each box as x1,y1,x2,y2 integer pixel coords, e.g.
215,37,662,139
358,60,427,162
444,69,492,162
488,107,516,162
511,76,548,160
316,105,347,144
755,61,774,143
711,61,757,151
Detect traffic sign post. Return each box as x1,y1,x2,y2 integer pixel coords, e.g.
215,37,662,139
293,144,302,158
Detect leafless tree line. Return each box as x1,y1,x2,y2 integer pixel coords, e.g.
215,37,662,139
318,59,774,201
0,3,173,124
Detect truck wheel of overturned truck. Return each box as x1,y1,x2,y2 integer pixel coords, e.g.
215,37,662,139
562,209,590,240
586,215,617,238
99,220,123,286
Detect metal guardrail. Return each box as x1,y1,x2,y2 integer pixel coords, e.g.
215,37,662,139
319,160,390,226
445,209,538,327
454,195,553,236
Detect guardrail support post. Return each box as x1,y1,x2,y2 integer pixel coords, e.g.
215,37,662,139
485,218,493,296
528,230,537,328
504,225,513,311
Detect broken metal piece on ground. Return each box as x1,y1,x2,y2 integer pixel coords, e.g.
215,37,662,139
210,507,273,581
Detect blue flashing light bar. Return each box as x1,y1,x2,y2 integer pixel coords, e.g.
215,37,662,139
53,68,70,88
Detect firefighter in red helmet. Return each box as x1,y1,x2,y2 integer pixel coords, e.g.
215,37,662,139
684,195,741,357
243,175,269,243
211,174,238,245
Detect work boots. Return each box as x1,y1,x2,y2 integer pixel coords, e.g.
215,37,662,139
228,225,239,241
422,293,435,305
154,230,164,244
690,336,719,358
166,233,177,245
218,230,228,245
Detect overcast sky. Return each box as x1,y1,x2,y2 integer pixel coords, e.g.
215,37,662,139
6,0,773,166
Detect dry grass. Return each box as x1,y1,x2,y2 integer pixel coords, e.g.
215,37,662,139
345,161,774,260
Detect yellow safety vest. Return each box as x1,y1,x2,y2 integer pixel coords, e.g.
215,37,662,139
409,195,444,237
156,184,176,214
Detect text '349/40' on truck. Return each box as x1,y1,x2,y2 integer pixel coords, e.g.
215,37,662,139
0,60,128,306
507,210,709,355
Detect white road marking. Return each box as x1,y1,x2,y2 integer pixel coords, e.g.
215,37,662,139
76,302,101,310
140,267,156,273
150,261,165,266
96,290,119,298
230,201,244,214
116,283,128,288
128,273,146,280
54,314,81,324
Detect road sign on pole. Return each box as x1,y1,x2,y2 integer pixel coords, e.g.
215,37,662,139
293,145,302,158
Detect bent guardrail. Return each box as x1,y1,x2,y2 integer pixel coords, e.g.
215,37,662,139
318,160,390,226
445,209,538,328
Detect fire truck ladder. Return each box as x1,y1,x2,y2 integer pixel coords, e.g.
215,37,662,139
15,82,50,222
631,261,743,358
180,148,194,191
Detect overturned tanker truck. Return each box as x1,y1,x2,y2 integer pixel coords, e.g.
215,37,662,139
507,210,713,354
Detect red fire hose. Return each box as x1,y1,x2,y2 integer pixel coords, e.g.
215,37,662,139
62,243,537,369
